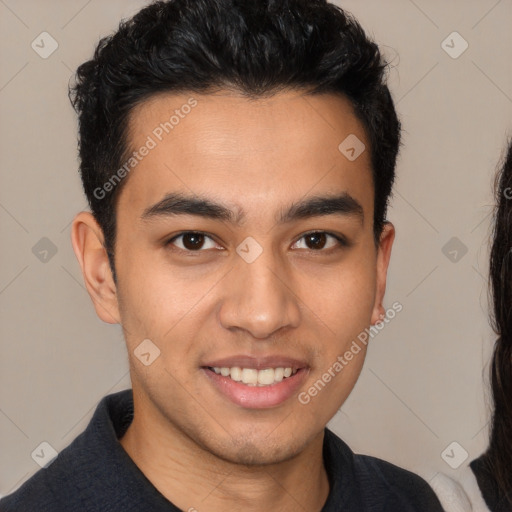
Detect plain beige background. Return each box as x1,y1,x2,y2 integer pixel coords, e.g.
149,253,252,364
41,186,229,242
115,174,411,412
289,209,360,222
1,0,511,498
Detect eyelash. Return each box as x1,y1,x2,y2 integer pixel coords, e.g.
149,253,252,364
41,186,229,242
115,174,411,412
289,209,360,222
164,230,349,253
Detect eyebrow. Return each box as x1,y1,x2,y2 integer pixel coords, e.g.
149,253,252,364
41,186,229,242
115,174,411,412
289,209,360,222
140,192,364,225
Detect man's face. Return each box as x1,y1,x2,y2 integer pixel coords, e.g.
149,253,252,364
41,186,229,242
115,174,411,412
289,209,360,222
88,90,393,464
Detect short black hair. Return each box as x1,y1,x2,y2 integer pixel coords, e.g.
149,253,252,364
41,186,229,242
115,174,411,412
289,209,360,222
69,0,401,281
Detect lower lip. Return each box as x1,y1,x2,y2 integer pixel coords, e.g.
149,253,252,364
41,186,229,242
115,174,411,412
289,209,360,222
202,367,309,409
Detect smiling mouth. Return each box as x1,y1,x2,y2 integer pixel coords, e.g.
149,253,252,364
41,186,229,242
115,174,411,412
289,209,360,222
206,366,299,386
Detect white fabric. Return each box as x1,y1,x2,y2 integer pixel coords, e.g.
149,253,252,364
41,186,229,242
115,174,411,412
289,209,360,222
431,466,491,512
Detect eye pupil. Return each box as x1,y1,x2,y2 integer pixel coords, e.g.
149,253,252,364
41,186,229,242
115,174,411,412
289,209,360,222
306,233,327,250
183,233,204,250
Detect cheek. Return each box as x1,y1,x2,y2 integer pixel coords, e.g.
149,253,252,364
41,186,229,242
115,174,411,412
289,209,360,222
298,262,376,419
302,255,377,333
115,246,221,349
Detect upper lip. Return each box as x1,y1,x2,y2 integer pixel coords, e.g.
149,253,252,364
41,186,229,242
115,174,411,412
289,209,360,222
202,355,309,370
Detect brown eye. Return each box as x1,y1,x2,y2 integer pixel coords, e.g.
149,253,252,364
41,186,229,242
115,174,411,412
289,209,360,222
181,233,205,250
292,231,346,251
304,232,328,250
166,232,219,251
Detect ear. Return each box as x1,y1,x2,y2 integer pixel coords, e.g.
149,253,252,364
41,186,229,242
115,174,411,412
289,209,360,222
370,222,395,325
71,211,120,324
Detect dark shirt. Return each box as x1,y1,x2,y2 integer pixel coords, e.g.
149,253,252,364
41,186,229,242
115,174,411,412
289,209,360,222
471,455,512,512
0,389,445,511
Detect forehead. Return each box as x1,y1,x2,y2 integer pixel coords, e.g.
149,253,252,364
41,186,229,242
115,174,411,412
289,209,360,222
118,90,374,223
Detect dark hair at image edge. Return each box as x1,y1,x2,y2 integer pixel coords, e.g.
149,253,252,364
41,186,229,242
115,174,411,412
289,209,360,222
69,0,401,282
486,139,512,505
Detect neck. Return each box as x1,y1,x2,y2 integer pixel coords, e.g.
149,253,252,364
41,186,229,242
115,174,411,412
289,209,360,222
119,398,330,512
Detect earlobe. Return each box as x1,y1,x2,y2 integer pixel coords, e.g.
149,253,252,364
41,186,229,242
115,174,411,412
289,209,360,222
71,211,120,324
370,222,395,325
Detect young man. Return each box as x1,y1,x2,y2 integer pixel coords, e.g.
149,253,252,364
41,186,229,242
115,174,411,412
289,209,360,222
0,1,445,510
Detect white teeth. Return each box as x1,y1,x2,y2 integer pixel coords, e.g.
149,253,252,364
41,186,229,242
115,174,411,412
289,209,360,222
230,366,242,381
274,367,284,382
257,368,275,385
241,368,258,385
210,366,298,386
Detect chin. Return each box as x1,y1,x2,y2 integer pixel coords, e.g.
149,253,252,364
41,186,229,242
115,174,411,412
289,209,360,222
202,429,308,467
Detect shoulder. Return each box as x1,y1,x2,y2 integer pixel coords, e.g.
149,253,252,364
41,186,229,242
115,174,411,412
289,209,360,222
355,453,444,509
0,431,90,511
430,464,492,512
324,429,445,511
430,472,474,512
0,391,134,512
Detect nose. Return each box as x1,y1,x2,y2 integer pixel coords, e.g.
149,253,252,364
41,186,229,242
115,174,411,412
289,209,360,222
218,248,301,339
